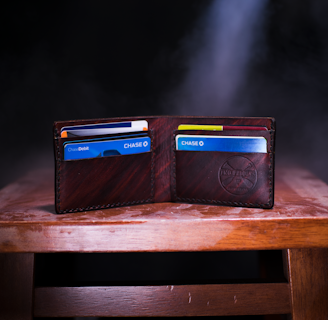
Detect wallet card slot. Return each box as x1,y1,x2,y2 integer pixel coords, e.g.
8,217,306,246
56,151,154,213
172,150,273,208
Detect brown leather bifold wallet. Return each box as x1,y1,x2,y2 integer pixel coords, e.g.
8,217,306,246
53,116,275,213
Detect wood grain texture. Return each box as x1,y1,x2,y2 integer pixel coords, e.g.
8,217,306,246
1,166,328,252
34,283,290,317
0,253,34,320
286,248,328,319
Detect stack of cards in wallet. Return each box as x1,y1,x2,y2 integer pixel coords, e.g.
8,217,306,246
61,120,148,137
62,120,150,160
176,124,267,153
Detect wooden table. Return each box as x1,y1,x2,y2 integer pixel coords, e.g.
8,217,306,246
1,166,328,319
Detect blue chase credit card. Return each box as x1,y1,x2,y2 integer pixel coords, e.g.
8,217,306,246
64,136,151,160
176,135,267,153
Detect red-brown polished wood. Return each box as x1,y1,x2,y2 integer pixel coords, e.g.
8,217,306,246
0,253,34,320
1,165,328,318
286,248,328,319
34,283,290,317
0,166,328,253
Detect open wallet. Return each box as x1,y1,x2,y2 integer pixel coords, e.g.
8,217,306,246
53,116,275,213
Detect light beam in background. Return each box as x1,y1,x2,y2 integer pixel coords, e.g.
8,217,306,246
167,0,268,116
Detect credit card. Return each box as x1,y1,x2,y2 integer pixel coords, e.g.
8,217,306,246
63,132,148,147
176,135,267,153
178,124,268,131
64,136,151,160
61,120,148,138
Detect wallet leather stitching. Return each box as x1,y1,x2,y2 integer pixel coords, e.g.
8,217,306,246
55,130,155,214
172,130,177,201
54,128,62,212
171,129,274,208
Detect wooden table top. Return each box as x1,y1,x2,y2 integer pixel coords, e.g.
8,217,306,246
1,166,328,253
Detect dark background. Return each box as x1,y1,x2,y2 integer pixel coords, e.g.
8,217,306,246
1,0,328,187
1,1,328,319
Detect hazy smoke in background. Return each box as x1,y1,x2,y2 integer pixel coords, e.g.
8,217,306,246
1,0,328,187
167,0,268,116
162,0,328,184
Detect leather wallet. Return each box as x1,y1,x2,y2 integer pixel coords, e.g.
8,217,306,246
53,116,275,213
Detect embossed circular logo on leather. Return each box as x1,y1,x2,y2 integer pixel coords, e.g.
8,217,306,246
219,156,257,195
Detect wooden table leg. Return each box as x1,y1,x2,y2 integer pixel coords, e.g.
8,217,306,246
284,248,328,320
0,253,34,320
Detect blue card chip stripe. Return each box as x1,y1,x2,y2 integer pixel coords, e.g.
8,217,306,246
61,120,148,132
62,122,132,131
